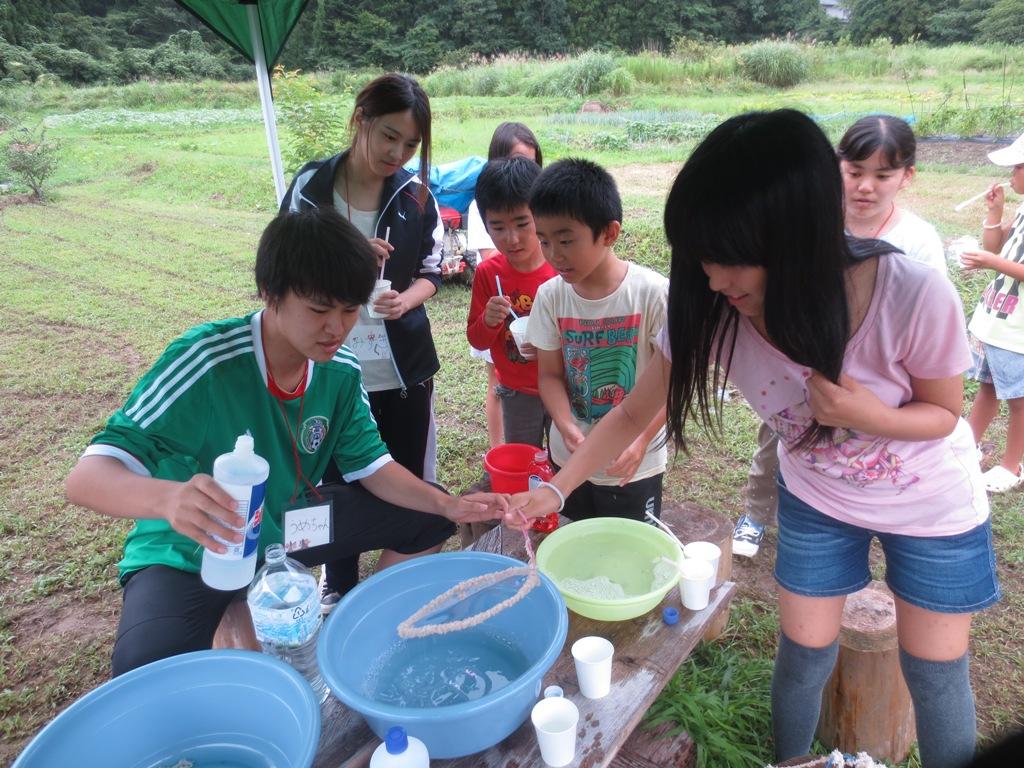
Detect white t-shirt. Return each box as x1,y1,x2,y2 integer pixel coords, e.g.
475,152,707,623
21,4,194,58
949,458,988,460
880,209,946,275
331,193,402,391
466,200,495,252
528,263,669,485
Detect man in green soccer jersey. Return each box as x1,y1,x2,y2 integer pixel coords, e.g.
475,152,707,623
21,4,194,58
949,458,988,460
66,208,507,676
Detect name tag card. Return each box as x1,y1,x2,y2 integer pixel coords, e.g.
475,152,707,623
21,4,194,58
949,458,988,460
283,499,333,553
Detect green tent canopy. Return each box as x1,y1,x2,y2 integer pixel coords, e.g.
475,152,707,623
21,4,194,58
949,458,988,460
173,1,313,201
175,0,310,73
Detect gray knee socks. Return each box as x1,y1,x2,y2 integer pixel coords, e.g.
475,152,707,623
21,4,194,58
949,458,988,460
899,647,977,768
771,632,839,761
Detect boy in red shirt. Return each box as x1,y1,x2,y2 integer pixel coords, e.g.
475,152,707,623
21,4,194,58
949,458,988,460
467,156,557,447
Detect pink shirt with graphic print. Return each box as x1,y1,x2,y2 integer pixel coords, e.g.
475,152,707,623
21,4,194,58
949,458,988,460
659,255,989,536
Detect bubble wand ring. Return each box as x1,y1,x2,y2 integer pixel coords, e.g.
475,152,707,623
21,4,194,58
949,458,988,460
397,512,540,640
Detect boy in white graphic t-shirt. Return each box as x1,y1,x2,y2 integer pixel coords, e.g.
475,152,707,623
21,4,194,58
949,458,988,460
962,131,1024,493
526,159,669,521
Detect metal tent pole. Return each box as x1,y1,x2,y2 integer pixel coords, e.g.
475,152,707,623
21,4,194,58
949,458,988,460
247,3,286,204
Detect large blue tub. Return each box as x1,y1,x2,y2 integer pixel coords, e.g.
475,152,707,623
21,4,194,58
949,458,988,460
318,552,567,758
14,649,320,767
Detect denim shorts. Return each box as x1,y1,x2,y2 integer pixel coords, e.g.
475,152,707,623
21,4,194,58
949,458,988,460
774,476,1000,614
967,335,1024,400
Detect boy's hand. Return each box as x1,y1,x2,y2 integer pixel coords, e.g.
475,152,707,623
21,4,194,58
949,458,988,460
368,237,394,268
506,488,560,526
373,289,408,320
806,372,884,433
605,437,646,486
484,295,512,328
985,183,1006,215
161,475,244,553
443,492,510,523
559,422,586,453
959,249,999,272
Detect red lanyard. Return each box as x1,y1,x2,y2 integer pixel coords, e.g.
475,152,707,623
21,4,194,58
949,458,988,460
263,343,323,505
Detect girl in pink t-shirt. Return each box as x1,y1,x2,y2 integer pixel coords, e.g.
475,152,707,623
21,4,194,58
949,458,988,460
508,110,998,768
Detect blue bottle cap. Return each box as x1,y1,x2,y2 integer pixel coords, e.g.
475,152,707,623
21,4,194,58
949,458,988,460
385,725,408,754
662,606,679,625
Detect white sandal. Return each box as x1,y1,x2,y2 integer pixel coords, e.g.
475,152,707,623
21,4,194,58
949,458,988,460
982,464,1024,494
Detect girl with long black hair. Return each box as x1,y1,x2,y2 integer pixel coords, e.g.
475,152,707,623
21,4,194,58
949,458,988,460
509,110,998,768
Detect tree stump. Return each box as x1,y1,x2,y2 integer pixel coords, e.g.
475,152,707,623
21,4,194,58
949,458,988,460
212,599,261,651
661,501,732,641
817,581,915,763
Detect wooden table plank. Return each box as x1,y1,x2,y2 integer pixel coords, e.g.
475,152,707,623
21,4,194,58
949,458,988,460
313,520,736,768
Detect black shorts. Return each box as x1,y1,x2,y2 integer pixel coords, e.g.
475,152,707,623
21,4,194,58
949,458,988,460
111,481,453,676
552,465,664,523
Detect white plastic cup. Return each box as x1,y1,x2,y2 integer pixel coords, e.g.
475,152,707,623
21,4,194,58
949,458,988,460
571,636,614,699
683,541,722,583
531,696,579,767
948,236,979,270
509,315,531,354
367,279,392,319
679,558,715,611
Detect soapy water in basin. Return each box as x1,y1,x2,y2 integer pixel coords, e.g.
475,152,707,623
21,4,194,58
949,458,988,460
156,750,272,768
367,629,530,708
559,556,678,600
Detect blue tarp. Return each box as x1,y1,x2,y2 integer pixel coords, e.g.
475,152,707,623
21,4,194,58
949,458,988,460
406,156,486,215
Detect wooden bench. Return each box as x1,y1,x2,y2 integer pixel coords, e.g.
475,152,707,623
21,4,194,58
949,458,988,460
312,515,735,767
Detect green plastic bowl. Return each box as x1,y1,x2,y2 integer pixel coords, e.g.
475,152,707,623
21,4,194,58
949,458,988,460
536,518,682,621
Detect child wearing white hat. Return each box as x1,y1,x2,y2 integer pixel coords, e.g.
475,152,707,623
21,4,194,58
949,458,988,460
961,132,1024,493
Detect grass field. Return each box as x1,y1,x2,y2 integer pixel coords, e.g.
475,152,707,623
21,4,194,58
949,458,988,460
1,58,1023,765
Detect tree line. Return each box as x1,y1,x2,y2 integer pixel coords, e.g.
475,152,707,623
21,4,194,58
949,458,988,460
1,0,1022,86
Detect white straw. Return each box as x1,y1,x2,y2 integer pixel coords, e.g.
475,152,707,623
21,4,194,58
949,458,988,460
645,510,685,552
496,275,519,320
954,182,1009,212
380,226,391,279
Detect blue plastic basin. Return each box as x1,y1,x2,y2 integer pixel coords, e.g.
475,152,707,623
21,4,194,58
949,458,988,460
14,649,321,768
318,552,568,758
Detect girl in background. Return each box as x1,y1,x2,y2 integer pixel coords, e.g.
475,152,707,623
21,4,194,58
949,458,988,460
839,114,946,272
509,110,997,768
281,73,444,611
466,122,545,449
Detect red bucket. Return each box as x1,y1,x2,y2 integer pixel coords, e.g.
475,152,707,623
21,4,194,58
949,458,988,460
483,443,539,493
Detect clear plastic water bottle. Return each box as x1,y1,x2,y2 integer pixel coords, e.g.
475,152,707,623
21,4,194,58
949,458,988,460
528,449,560,533
201,433,269,591
247,543,328,702
369,726,430,768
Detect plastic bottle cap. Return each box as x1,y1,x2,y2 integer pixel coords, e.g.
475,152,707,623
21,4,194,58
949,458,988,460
235,433,255,453
385,725,408,755
662,607,679,625
543,685,564,698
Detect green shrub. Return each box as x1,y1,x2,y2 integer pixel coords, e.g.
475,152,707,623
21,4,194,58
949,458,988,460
0,40,43,82
150,32,227,81
916,104,1024,138
111,48,153,83
738,42,808,88
29,43,111,85
554,51,617,97
601,67,636,96
274,68,349,173
1,123,59,199
671,36,715,62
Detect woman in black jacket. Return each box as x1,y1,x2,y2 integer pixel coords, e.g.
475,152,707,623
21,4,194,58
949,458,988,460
281,73,445,611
